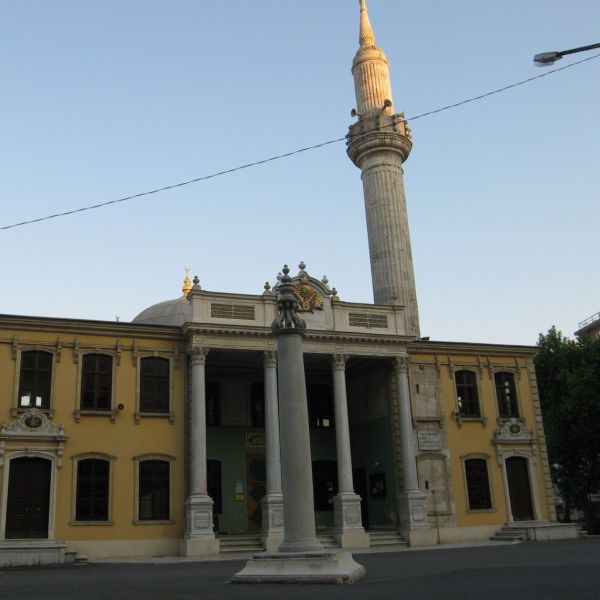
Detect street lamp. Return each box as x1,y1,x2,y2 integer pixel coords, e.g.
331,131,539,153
534,42,600,66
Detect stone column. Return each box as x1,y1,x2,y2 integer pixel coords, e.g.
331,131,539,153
276,332,322,553
181,346,219,556
393,356,435,546
261,350,284,550
331,354,370,549
232,266,365,583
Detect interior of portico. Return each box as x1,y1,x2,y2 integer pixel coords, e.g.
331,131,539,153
199,348,398,538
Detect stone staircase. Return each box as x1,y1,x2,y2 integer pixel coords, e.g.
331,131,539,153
317,531,340,549
368,529,408,549
218,533,264,554
490,520,579,542
490,525,529,542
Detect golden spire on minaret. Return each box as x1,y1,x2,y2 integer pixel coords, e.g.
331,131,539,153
359,0,376,49
353,0,395,117
182,267,192,297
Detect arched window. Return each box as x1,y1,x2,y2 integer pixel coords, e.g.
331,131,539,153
494,371,519,418
18,350,53,408
454,370,480,417
138,460,170,521
140,357,170,413
81,354,113,411
464,458,492,510
76,458,110,521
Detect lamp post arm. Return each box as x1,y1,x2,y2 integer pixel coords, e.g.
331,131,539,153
534,42,600,66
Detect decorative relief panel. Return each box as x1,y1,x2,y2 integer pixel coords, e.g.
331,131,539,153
410,365,441,421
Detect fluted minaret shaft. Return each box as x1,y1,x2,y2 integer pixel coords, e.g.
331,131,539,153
347,0,420,337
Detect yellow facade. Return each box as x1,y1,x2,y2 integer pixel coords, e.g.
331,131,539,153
409,343,554,542
0,318,186,558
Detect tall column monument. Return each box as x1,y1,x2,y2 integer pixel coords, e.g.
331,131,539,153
232,266,365,583
347,0,420,338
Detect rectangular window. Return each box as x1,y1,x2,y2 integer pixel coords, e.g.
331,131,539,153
494,372,519,418
140,357,170,413
465,458,492,510
139,460,170,521
18,350,52,408
76,459,109,521
455,370,480,417
81,354,112,411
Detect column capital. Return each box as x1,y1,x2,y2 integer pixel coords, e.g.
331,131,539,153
263,350,277,368
331,354,348,371
393,355,408,373
189,347,209,365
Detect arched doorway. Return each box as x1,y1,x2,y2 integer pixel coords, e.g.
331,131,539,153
5,457,51,539
506,456,534,521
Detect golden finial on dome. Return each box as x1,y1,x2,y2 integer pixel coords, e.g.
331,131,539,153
182,267,192,297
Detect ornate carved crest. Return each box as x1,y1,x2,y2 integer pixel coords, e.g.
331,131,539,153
293,281,324,313
0,408,67,440
494,419,534,444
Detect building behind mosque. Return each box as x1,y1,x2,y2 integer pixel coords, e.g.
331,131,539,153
0,2,576,566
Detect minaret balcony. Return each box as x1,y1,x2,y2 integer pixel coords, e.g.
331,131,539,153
347,115,412,167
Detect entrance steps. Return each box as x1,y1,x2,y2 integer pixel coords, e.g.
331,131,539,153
368,529,408,549
317,532,339,549
491,521,580,542
218,533,264,554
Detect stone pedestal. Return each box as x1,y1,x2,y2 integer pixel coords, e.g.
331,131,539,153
180,494,220,556
231,550,365,584
397,490,437,546
333,492,370,549
261,493,285,551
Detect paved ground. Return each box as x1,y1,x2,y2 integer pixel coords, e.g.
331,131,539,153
1,538,599,600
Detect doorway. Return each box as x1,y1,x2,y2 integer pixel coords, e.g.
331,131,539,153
246,454,266,531
506,456,534,521
5,457,51,539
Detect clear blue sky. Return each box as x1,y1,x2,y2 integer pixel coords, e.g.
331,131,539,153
1,1,598,345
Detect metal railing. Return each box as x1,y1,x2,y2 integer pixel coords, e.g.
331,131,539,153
578,311,600,330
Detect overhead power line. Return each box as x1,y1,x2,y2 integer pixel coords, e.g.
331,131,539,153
2,52,598,232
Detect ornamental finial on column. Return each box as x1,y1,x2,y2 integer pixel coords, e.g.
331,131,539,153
271,265,306,333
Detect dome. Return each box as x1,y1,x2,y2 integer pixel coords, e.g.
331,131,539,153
132,297,192,327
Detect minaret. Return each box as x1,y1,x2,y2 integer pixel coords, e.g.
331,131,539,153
347,0,420,337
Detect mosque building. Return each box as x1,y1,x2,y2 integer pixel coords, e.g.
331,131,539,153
0,1,575,566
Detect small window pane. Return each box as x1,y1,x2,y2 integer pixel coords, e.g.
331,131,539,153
80,354,113,411
139,460,170,520
465,458,492,510
140,357,170,413
455,370,480,417
76,459,109,521
18,350,53,409
495,372,519,418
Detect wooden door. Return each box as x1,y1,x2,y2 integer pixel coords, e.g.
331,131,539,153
506,456,534,521
5,457,51,539
247,454,266,531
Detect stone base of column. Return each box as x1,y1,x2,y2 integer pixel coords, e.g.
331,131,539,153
333,493,370,550
397,490,437,547
261,493,285,551
231,549,365,584
180,494,219,556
